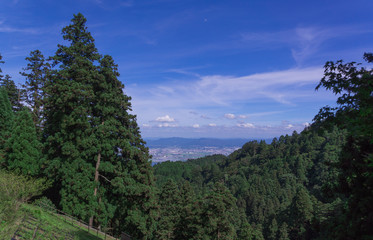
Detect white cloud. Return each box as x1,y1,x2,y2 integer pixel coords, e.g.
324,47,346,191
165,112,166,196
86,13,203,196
158,123,178,128
237,123,255,128
155,115,175,122
224,113,236,119
192,124,200,128
238,115,247,119
285,124,294,129
208,123,217,127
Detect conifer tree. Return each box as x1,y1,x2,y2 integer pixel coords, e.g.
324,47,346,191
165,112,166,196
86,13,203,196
202,182,237,240
278,222,290,240
0,55,23,112
43,12,102,222
0,88,14,163
268,218,278,240
20,50,50,134
43,13,156,238
174,181,203,239
4,108,43,176
93,55,156,238
289,186,313,239
156,179,181,239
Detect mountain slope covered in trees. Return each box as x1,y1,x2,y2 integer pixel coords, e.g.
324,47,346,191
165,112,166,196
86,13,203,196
154,127,347,239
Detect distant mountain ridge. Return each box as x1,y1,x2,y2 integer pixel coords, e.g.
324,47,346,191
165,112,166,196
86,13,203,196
145,137,271,149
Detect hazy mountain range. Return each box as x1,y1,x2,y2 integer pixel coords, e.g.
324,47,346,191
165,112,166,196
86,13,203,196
145,137,271,149
145,138,272,163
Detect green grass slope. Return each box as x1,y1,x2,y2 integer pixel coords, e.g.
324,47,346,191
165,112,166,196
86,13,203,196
1,203,112,240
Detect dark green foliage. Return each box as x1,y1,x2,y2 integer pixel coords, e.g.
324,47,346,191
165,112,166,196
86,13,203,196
173,181,202,239
201,182,237,240
154,127,347,239
278,222,290,240
96,55,156,239
0,75,23,112
43,13,155,239
288,186,313,239
155,179,181,239
268,218,278,240
20,50,50,134
4,108,43,176
314,52,373,239
0,88,14,164
43,13,100,223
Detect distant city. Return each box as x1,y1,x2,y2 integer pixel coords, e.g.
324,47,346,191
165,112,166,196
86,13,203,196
145,138,271,163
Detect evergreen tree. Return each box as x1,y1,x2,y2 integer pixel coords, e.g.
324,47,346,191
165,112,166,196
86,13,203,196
202,182,237,240
174,181,203,239
0,54,23,112
96,55,156,239
4,108,43,176
0,88,14,164
268,218,278,240
43,12,103,222
278,222,290,240
289,186,313,239
155,179,181,239
237,221,253,240
43,13,156,238
20,50,50,134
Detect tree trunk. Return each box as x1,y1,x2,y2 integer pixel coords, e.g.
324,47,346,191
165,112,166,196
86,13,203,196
89,151,101,228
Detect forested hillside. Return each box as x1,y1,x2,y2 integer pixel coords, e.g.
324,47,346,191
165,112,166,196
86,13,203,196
0,13,372,240
154,127,347,239
154,53,373,239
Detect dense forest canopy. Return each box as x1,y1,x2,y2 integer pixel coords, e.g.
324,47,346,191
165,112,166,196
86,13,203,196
0,13,372,240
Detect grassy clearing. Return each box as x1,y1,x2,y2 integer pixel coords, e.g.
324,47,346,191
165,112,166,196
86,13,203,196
1,204,114,240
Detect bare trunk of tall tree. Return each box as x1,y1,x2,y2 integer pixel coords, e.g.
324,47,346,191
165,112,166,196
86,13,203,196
89,151,101,228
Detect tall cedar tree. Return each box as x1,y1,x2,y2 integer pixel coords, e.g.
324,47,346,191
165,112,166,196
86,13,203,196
0,54,23,112
0,88,14,163
97,55,156,239
174,181,203,239
155,179,181,240
43,13,104,223
4,108,43,176
20,50,50,135
43,14,156,238
314,52,373,239
202,182,237,240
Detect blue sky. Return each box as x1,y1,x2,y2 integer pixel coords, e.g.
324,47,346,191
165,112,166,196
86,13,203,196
1,0,372,138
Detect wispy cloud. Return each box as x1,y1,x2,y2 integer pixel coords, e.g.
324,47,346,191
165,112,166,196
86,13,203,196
0,26,40,34
127,66,331,133
241,25,373,64
237,122,255,128
140,122,309,138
